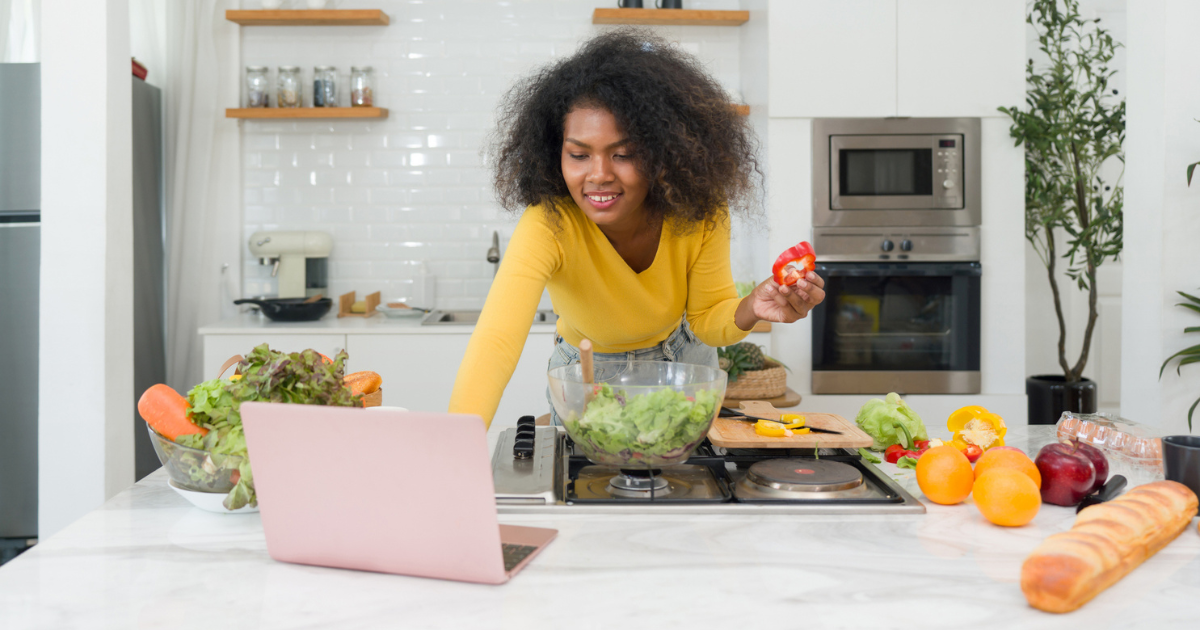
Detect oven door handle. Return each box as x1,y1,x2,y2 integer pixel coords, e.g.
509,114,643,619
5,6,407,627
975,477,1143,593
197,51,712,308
815,262,981,277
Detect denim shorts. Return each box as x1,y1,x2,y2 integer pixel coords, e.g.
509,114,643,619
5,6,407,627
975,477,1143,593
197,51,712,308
545,320,718,425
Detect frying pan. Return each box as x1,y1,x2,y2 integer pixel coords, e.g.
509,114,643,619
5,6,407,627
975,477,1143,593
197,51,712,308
233,297,333,322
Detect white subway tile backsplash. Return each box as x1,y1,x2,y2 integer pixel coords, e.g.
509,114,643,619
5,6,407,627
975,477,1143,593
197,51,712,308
241,0,747,307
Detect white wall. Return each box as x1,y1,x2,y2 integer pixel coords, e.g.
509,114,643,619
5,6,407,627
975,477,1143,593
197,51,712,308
1121,0,1200,433
764,0,1027,424
1023,0,1126,415
237,0,756,309
39,0,135,537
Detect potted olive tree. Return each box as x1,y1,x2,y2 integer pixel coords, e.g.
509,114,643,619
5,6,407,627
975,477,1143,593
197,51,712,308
999,0,1125,424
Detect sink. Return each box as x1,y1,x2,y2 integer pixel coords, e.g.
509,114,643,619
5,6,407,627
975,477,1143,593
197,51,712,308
420,309,558,326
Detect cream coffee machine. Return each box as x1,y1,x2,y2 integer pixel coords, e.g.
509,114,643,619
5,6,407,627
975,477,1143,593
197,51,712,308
248,230,332,298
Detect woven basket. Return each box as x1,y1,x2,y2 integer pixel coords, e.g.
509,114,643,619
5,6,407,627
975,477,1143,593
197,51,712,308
723,360,787,399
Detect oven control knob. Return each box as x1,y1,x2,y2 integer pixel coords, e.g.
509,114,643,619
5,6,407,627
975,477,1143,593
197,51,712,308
881,239,895,252
943,180,955,189
900,239,913,252
513,437,535,460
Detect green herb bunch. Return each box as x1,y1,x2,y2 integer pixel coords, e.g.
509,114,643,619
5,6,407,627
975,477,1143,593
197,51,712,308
998,0,1125,383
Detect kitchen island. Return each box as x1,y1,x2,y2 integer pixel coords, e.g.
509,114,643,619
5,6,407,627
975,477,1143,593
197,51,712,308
2,426,1196,629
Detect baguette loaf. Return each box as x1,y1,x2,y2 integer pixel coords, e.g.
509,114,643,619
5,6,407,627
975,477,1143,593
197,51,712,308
1021,480,1198,613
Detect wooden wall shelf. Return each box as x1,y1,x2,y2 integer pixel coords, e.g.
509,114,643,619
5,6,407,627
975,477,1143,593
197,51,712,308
592,8,749,26
226,107,389,119
225,10,390,26
734,104,750,116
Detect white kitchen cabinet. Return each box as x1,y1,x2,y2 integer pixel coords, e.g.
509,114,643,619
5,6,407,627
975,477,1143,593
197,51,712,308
896,0,1025,117
768,0,897,118
202,334,346,381
346,334,469,412
344,332,557,428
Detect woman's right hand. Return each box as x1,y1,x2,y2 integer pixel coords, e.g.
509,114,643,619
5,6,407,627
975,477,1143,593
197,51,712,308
737,272,826,328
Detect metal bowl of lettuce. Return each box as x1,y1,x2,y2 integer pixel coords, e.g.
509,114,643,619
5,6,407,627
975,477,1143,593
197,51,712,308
547,361,727,468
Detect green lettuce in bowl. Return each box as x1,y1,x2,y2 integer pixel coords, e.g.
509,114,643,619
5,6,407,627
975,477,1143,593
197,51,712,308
548,361,727,468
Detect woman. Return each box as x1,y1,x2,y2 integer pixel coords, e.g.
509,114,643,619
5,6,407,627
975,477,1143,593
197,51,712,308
448,30,825,428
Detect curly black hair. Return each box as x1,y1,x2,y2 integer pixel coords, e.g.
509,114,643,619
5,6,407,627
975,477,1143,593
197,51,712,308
488,28,762,230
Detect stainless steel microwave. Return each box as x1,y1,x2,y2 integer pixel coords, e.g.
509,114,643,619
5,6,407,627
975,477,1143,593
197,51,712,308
813,118,981,227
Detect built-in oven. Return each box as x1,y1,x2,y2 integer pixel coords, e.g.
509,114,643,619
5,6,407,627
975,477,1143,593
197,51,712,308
811,260,981,395
813,118,980,227
810,118,983,395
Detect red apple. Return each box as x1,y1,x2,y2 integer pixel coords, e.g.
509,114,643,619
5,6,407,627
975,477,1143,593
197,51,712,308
1072,441,1109,494
1034,441,1097,506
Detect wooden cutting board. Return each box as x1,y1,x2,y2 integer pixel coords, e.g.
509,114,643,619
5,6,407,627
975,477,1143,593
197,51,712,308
707,401,874,449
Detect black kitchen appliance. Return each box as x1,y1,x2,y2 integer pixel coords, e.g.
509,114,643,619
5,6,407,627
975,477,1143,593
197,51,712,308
810,261,981,394
493,417,924,514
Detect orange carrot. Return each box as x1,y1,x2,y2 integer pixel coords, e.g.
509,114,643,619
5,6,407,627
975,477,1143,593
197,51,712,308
138,384,208,440
344,371,382,396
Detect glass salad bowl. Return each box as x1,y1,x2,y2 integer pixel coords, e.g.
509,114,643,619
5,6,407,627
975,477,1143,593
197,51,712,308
547,361,727,468
147,425,244,494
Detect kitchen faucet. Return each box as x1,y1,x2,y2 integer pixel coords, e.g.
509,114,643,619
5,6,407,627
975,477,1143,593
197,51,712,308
486,231,501,277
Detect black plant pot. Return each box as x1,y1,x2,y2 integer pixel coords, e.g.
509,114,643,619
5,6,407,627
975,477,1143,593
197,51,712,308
1026,375,1097,425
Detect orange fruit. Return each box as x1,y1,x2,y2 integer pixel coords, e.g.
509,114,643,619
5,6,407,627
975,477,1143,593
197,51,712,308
973,448,1041,488
915,445,974,505
973,468,1041,527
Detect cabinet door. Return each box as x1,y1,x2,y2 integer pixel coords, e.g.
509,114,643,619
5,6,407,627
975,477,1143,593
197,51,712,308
896,0,1025,117
345,333,556,431
345,334,470,413
202,334,347,381
769,0,897,118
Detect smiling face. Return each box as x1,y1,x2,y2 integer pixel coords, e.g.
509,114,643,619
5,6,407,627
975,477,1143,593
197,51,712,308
560,106,650,231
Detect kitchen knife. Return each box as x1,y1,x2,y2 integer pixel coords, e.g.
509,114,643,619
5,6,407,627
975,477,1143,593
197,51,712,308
718,407,842,434
1075,475,1127,513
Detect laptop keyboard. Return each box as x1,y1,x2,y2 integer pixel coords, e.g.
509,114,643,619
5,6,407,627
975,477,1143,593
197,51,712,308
501,543,538,571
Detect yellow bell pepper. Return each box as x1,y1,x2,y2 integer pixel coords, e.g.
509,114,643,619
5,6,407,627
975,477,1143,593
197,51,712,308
755,420,792,438
754,418,810,437
947,406,1006,450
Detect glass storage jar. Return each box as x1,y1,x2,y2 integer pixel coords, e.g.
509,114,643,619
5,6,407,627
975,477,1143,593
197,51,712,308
350,66,374,107
245,66,269,108
313,66,337,107
277,66,302,108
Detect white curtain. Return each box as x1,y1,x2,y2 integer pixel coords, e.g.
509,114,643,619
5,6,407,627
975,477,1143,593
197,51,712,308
162,0,242,391
1,0,40,62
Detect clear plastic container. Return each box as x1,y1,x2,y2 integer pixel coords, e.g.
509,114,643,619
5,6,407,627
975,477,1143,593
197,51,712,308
245,66,269,108
277,66,302,108
547,361,727,467
350,66,374,107
1056,411,1164,487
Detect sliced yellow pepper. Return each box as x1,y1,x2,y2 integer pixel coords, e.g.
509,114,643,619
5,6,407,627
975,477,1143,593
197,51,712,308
779,414,806,427
754,419,810,437
947,406,1006,450
754,420,793,438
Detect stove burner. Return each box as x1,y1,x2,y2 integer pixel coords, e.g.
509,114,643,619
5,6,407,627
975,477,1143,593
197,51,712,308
744,459,863,493
608,469,671,498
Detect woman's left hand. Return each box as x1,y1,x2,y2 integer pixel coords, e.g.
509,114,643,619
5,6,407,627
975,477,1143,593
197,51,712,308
746,271,826,324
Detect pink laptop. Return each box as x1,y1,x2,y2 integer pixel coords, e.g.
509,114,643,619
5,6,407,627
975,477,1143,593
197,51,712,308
240,402,556,584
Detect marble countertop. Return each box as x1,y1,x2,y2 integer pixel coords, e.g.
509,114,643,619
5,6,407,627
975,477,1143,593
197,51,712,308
199,311,559,335
2,426,1197,629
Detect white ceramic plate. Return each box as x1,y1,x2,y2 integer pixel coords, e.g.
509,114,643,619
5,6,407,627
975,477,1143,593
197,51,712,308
375,304,426,319
168,480,259,514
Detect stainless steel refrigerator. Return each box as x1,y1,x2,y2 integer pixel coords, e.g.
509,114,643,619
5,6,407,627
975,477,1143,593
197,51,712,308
0,63,165,549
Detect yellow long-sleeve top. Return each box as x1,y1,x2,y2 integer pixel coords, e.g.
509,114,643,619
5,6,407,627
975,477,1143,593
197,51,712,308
448,201,752,427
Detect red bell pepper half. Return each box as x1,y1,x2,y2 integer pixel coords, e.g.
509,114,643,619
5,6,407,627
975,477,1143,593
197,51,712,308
772,241,816,286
